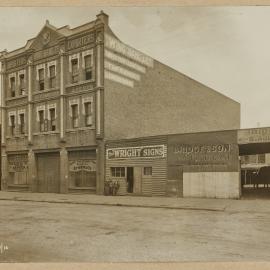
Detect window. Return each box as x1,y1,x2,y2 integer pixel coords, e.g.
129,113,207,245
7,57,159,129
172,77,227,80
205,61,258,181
84,55,92,80
38,68,45,91
71,59,79,83
84,102,92,126
49,65,56,89
19,113,25,134
258,154,265,164
10,115,15,136
19,74,25,95
71,104,79,128
10,77,15,97
111,167,125,177
143,167,152,176
49,108,56,131
39,110,45,132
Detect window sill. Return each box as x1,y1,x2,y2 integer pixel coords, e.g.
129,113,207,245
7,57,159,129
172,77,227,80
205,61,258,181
66,79,95,88
66,126,95,132
6,135,28,139
33,87,60,94
33,131,60,136
6,95,28,101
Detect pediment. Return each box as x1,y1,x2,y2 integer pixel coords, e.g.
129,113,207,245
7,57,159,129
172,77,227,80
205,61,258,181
29,23,64,51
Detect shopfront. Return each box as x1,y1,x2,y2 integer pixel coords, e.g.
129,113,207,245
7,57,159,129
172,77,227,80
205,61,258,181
105,138,167,196
7,153,29,191
68,149,97,193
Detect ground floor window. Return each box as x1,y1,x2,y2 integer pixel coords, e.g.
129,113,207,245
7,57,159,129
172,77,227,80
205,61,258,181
68,151,96,188
8,154,28,185
111,167,125,177
143,167,152,176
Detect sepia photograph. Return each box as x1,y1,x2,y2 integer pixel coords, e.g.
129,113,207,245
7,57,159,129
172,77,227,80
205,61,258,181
0,4,270,268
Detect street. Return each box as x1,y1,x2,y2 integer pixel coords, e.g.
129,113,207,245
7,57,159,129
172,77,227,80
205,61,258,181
0,199,270,262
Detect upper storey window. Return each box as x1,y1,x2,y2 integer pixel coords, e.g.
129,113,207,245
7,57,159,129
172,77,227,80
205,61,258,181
71,59,79,83
49,65,56,89
84,55,92,80
10,77,16,97
38,68,45,91
19,73,26,95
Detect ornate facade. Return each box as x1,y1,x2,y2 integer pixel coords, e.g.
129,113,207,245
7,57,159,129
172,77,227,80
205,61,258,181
0,11,240,195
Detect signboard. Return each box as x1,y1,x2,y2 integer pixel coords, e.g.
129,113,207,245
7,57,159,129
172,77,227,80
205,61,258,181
69,160,96,172
33,45,60,60
171,143,231,165
238,128,270,144
67,33,95,50
8,155,28,172
106,145,166,160
167,131,239,172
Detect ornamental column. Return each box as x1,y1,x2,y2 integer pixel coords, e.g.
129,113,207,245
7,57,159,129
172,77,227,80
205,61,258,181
0,59,7,190
27,58,33,145
95,30,105,195
59,49,66,142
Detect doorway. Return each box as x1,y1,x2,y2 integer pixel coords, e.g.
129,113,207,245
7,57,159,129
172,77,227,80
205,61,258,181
37,152,60,193
127,167,134,193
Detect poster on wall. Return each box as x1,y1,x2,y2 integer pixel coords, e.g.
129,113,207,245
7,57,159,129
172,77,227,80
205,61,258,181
69,159,96,172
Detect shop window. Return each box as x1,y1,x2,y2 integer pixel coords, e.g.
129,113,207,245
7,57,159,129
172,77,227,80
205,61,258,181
38,68,45,91
10,77,15,97
84,55,92,80
49,108,56,131
19,74,25,95
143,167,152,176
49,65,56,89
71,59,79,83
111,167,125,177
19,113,25,134
84,102,92,126
10,115,15,136
71,104,79,128
39,110,45,132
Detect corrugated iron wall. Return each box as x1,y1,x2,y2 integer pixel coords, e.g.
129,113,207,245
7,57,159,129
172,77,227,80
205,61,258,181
105,135,167,196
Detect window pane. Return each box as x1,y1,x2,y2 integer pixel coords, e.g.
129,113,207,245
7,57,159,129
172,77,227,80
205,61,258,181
85,55,91,68
71,59,78,74
49,65,56,77
144,167,152,176
39,69,44,80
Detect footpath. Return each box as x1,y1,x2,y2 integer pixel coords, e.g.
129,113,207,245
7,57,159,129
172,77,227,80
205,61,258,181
1,191,270,213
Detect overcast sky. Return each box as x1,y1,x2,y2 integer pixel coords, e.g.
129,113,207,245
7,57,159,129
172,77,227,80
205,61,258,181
0,6,269,129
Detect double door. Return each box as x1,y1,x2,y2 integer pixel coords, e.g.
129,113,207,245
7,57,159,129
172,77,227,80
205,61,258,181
37,153,60,193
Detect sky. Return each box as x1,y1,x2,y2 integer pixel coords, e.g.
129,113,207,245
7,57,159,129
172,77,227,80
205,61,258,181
0,6,269,129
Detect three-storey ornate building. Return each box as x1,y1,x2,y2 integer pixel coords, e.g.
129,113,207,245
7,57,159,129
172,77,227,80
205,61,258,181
0,11,240,195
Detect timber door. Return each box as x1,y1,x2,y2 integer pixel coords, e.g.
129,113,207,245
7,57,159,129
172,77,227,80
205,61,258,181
37,153,60,193
133,167,142,194
166,166,183,197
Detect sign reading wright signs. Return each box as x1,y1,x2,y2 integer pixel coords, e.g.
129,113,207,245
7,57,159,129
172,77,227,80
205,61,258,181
238,127,270,144
106,145,166,160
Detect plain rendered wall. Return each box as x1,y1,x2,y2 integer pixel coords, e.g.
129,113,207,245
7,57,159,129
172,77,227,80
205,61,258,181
104,57,240,140
183,172,240,199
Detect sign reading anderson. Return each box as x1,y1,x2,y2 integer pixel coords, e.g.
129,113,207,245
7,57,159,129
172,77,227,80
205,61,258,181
106,145,166,160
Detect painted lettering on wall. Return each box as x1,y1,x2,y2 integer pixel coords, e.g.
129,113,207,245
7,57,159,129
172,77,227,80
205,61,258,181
69,160,96,172
107,145,166,160
8,155,28,172
67,34,95,50
171,144,232,165
7,57,27,70
105,34,154,68
34,45,60,60
238,128,270,144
